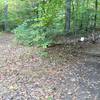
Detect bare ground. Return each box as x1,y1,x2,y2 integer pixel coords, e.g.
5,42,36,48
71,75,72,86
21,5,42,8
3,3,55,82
0,33,100,100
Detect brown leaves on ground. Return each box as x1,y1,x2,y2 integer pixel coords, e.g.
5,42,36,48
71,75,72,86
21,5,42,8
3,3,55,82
0,33,100,100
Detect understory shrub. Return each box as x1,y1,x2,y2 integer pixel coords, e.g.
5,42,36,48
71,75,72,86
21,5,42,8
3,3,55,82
12,0,65,48
13,14,65,48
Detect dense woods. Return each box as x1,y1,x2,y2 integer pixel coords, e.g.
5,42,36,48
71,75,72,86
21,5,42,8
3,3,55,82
0,0,100,47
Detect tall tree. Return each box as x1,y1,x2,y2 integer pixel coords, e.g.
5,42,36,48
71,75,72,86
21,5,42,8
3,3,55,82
94,0,98,29
66,0,71,33
4,0,9,32
74,0,79,33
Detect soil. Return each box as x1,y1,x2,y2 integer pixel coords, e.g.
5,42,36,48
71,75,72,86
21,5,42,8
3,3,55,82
0,33,100,100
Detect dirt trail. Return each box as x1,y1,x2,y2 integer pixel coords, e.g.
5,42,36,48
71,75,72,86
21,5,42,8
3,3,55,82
0,33,100,100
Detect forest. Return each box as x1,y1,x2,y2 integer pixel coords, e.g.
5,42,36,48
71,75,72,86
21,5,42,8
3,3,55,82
0,0,100,47
0,0,100,100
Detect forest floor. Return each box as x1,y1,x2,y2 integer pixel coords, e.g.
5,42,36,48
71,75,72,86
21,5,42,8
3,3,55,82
0,33,100,100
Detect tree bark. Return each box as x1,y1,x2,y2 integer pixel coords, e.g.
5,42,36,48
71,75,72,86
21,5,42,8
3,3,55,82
74,0,79,33
94,0,98,29
4,0,9,32
66,0,71,33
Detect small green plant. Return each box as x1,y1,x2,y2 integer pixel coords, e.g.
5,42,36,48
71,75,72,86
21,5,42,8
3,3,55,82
37,51,48,57
47,96,53,100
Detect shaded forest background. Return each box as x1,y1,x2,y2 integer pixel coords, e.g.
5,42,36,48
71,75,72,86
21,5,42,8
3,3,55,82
0,0,100,47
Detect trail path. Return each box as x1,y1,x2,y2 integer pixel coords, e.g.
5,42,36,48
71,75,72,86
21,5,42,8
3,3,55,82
0,33,100,100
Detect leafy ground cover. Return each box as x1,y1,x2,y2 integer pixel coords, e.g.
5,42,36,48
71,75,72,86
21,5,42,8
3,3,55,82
0,33,100,100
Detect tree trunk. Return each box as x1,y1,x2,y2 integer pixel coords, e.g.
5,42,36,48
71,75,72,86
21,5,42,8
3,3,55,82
4,0,9,32
74,0,79,33
94,0,98,29
65,0,71,33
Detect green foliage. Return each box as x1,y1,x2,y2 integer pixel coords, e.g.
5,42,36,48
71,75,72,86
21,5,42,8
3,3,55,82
37,51,48,57
0,0,34,31
13,16,64,47
1,0,100,48
12,0,100,47
13,0,65,47
47,96,53,100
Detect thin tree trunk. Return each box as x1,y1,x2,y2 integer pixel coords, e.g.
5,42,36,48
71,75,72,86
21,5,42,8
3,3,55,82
71,0,74,32
4,0,9,32
85,0,89,32
94,0,98,29
79,0,85,30
74,0,79,33
66,0,71,33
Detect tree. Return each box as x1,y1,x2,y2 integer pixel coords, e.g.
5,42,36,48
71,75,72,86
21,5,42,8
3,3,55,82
66,0,71,33
94,0,98,29
4,0,9,32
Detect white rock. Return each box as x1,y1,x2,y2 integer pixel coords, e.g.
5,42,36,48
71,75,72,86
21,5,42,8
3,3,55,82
80,37,85,42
